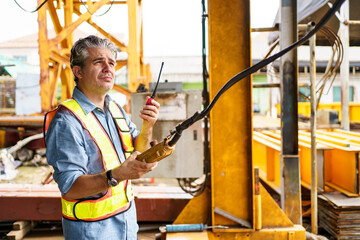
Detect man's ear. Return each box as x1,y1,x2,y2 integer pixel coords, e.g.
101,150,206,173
72,66,83,79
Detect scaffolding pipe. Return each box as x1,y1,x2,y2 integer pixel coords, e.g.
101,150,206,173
251,24,309,32
280,0,302,225
340,0,350,130
308,22,318,235
344,20,360,25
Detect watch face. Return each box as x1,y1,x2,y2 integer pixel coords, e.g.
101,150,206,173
109,178,118,187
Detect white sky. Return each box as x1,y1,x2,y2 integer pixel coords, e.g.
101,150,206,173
0,0,279,56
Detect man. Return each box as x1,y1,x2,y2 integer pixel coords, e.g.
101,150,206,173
45,35,159,239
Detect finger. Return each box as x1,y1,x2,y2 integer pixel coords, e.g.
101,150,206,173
140,109,157,118
150,100,160,109
129,151,140,160
142,104,159,114
149,162,158,170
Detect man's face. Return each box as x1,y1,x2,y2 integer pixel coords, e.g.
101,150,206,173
77,47,116,95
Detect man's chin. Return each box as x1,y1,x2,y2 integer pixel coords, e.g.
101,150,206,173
102,82,114,91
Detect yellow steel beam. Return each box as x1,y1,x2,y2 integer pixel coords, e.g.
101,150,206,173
334,129,360,137
43,0,112,107
49,62,62,107
317,129,360,145
60,67,75,101
324,148,359,197
48,0,109,52
50,51,70,68
64,0,74,47
208,0,252,228
173,188,211,225
295,130,360,196
253,134,281,193
47,0,63,34
169,1,305,238
127,0,150,92
299,130,351,147
276,102,360,122
115,60,127,71
259,130,331,191
128,0,143,92
38,0,51,112
39,0,147,112
166,185,304,239
167,226,305,240
73,0,127,5
73,7,127,51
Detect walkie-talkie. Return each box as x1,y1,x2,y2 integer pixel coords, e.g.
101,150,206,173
146,62,164,105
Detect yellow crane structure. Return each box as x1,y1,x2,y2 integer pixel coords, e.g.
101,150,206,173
37,0,151,112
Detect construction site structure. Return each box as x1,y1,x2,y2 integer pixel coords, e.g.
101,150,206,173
2,0,360,240
38,0,151,112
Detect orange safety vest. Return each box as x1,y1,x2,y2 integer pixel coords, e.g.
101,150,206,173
44,99,134,221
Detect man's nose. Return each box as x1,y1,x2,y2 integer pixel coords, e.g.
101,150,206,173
103,62,111,72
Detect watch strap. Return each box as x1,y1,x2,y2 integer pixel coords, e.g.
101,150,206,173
106,169,113,181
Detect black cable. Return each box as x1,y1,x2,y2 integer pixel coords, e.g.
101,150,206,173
168,0,346,144
80,0,115,17
198,0,345,121
195,0,210,197
13,0,49,13
177,0,210,197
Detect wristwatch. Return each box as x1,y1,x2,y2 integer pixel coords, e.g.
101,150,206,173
106,170,118,187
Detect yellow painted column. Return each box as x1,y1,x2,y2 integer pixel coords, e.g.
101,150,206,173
127,0,141,92
208,0,253,228
38,0,50,112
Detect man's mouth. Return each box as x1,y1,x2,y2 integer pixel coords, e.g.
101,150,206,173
101,75,113,81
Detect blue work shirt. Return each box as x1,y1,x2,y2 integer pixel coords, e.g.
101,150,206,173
46,87,140,240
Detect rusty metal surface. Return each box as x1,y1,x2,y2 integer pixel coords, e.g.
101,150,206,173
0,116,44,128
318,192,360,240
135,198,189,222
0,184,190,222
0,184,61,221
0,196,62,221
321,191,360,209
279,0,302,224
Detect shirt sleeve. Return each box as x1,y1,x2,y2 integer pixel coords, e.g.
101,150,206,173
45,109,89,195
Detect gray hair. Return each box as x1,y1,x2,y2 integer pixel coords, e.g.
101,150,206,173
70,35,117,85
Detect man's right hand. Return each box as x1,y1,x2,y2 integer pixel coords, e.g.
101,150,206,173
112,151,158,182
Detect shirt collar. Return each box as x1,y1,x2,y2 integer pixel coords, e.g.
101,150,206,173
72,87,112,115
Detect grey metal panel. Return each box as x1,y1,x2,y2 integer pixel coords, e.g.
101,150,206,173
131,90,203,178
269,0,360,46
317,149,325,192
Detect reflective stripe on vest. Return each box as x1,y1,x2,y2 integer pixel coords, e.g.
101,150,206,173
108,101,134,158
44,99,134,221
